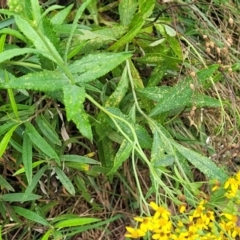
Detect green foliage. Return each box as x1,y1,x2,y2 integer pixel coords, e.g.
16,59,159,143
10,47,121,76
0,0,238,239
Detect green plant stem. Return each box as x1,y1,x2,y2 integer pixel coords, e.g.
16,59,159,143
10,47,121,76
125,60,191,185
36,29,75,85
6,61,42,69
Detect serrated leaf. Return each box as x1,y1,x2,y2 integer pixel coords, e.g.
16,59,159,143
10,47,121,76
51,4,73,24
137,86,170,101
119,0,138,26
63,85,92,141
0,124,19,157
69,52,131,83
22,132,32,184
36,115,61,146
173,141,228,183
197,64,219,86
108,139,133,175
13,206,49,226
151,131,164,163
55,166,75,195
0,175,14,192
25,122,60,164
1,193,41,202
192,93,221,107
109,0,155,50
54,217,100,229
1,70,69,91
0,48,42,65
14,15,63,64
135,125,152,149
108,17,144,51
149,80,193,116
105,67,129,107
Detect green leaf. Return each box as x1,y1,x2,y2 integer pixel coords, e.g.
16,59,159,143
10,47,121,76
25,165,48,194
41,229,54,240
0,175,14,192
0,48,42,65
0,124,19,157
105,67,129,107
192,93,221,108
14,160,45,175
135,125,152,149
119,0,138,26
51,4,73,25
149,80,193,116
63,85,92,141
108,139,133,175
69,52,131,83
1,70,69,91
55,166,75,195
14,15,63,64
138,0,155,18
22,132,32,184
173,141,228,183
1,193,41,202
13,206,49,226
54,217,100,229
60,155,99,165
151,131,165,163
108,17,144,50
25,122,60,164
36,115,61,146
109,0,155,50
197,64,219,87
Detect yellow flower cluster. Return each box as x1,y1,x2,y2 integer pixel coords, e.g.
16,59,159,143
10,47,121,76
125,171,240,240
224,171,240,199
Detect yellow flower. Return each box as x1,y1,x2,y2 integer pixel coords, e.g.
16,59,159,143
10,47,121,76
225,189,237,198
150,202,171,220
224,177,238,193
152,218,172,233
201,210,215,225
124,227,146,239
178,204,186,213
152,232,171,240
134,216,154,232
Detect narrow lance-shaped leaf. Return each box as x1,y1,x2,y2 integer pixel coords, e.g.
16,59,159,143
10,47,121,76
0,124,19,157
105,67,129,107
22,132,32,184
0,48,46,65
25,165,48,194
36,115,61,146
172,141,228,183
51,4,73,25
63,85,92,141
119,0,138,26
0,175,14,192
1,70,69,92
1,193,41,202
25,122,60,164
13,206,49,226
14,15,63,64
69,52,132,83
107,139,133,176
54,217,100,229
55,166,75,195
